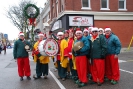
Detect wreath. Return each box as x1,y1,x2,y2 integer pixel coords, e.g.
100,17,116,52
23,4,39,19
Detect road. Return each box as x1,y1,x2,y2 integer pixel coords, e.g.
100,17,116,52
0,49,133,89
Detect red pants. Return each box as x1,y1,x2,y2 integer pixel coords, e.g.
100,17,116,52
76,56,88,83
92,59,105,83
105,55,120,81
17,57,31,77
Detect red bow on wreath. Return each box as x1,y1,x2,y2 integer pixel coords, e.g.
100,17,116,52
29,18,36,25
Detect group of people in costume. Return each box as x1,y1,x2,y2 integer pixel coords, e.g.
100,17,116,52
13,26,121,88
13,32,50,81
53,26,121,87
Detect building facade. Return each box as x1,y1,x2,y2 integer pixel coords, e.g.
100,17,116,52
49,0,133,47
35,0,51,38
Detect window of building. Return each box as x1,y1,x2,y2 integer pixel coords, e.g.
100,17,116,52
100,0,110,10
81,0,91,10
119,0,126,10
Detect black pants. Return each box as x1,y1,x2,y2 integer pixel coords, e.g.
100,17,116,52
57,60,67,78
4,49,6,54
69,59,77,77
36,59,48,77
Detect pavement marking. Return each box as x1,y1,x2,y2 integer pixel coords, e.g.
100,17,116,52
118,60,127,63
120,69,133,74
49,69,66,89
126,60,133,62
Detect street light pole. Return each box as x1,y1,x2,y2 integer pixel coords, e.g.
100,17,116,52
30,13,35,46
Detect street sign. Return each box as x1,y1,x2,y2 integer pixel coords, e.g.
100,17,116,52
4,34,8,39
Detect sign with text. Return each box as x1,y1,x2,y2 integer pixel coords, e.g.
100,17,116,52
69,16,93,26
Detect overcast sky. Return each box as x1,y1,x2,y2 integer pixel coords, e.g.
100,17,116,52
0,0,47,40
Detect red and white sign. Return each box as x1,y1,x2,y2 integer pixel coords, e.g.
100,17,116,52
43,39,59,56
38,39,59,56
69,16,93,26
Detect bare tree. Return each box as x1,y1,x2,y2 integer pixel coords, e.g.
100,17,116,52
5,0,36,33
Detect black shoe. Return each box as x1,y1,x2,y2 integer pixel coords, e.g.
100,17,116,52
89,81,96,84
78,82,87,88
97,82,102,86
44,75,47,79
33,75,41,79
27,76,31,80
20,77,23,81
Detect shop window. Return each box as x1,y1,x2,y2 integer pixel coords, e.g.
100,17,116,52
81,0,91,10
119,0,126,10
100,0,110,10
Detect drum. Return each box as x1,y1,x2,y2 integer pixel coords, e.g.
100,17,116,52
38,39,59,56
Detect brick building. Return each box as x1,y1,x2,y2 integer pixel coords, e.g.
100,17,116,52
49,0,133,47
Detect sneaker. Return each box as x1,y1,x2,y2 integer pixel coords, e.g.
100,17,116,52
75,80,81,84
20,77,23,81
27,76,31,80
104,77,109,81
110,80,114,83
78,83,87,88
62,78,65,81
111,80,118,85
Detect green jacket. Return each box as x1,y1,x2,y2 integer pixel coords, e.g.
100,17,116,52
90,35,107,59
13,39,31,59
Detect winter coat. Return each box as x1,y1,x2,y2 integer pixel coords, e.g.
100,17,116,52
13,39,31,59
90,35,107,59
73,36,90,56
105,33,121,55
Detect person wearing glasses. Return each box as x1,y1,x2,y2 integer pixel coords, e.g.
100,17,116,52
90,27,107,86
98,28,105,35
73,28,90,88
104,27,121,85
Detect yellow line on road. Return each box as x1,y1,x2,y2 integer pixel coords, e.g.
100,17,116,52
126,60,133,62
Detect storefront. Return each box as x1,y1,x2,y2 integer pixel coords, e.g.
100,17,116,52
51,14,94,33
